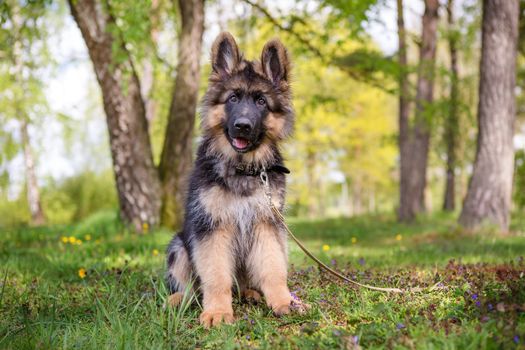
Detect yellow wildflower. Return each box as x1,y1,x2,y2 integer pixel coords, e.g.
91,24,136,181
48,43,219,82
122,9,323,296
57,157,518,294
61,236,68,243
78,268,87,279
351,237,357,244
95,239,101,244
68,236,77,244
396,234,402,241
322,244,330,252
75,239,82,245
142,222,149,233
153,249,159,256
85,234,92,241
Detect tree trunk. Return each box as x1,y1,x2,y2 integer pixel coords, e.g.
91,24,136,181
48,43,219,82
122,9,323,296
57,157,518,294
459,0,519,231
398,0,439,222
443,0,459,212
396,0,411,221
159,0,205,229
69,0,161,231
11,5,45,226
21,120,45,225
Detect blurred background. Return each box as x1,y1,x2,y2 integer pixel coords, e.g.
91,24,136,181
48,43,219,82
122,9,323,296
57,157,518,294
0,0,523,231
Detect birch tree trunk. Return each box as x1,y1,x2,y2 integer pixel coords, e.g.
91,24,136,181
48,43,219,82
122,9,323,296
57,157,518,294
11,4,45,225
69,0,161,231
21,120,45,225
159,0,205,229
459,0,519,231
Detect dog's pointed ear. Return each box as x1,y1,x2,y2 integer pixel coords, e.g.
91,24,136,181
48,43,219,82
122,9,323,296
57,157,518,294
261,39,290,85
211,32,241,77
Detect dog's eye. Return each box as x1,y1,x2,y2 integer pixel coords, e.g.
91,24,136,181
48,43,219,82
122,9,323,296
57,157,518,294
229,94,239,103
256,97,266,106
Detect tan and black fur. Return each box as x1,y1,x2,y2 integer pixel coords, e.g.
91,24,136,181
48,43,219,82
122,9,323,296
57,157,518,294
166,32,300,328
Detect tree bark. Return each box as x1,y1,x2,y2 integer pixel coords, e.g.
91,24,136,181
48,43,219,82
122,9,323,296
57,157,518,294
398,0,439,222
21,119,45,225
69,0,161,231
396,0,411,220
158,0,205,229
459,0,519,231
443,0,459,212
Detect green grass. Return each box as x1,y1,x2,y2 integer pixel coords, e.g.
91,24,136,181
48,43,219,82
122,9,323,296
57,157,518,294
1,210,524,349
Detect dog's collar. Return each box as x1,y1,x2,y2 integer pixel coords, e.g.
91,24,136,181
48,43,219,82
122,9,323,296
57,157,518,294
234,163,290,176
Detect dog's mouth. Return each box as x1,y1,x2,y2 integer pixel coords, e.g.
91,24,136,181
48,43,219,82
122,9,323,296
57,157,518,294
231,137,251,152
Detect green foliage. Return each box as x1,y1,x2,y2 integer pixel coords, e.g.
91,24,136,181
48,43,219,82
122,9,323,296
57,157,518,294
1,214,524,348
514,150,525,210
0,192,31,228
41,171,118,225
0,171,118,227
0,0,54,192
105,0,156,67
225,21,397,217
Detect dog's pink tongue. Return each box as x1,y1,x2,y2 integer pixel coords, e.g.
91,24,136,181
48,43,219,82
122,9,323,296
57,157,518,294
233,138,249,149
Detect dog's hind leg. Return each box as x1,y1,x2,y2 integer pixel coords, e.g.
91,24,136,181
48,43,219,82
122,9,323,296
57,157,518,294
166,235,192,307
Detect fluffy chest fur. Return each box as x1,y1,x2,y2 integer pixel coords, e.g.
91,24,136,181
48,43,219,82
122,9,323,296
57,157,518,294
198,185,280,232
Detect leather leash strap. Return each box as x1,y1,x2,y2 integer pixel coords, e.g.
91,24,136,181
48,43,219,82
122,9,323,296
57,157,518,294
260,169,444,294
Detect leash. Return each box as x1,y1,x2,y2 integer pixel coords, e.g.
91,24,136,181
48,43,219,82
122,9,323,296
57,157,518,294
259,169,445,294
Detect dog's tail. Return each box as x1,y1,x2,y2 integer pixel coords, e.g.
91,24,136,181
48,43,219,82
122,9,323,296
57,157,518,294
165,234,192,294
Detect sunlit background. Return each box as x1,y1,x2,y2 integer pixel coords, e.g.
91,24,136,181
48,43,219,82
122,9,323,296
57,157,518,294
1,0,524,227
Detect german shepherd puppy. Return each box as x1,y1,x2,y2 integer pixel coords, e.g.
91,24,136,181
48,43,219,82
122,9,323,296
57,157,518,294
165,32,301,328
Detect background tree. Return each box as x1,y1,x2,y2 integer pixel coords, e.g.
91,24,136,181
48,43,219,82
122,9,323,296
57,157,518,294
0,0,51,225
159,0,204,229
68,0,161,231
398,0,439,222
396,0,411,220
442,0,460,211
459,0,520,231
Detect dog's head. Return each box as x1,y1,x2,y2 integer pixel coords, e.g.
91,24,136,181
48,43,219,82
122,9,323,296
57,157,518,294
202,32,294,162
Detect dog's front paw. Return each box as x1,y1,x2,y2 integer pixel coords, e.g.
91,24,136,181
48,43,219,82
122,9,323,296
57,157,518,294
271,293,311,316
273,303,292,316
291,298,311,314
199,310,235,328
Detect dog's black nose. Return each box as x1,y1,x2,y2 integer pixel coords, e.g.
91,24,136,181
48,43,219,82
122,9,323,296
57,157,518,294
234,118,253,133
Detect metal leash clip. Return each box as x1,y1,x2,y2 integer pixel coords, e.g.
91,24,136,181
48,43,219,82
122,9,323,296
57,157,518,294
260,167,272,206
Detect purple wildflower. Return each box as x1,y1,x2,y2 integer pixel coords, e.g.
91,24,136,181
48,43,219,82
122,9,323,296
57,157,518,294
290,292,300,301
352,335,359,344
471,293,478,300
397,323,405,329
358,258,365,266
246,335,251,340
487,303,493,311
330,259,337,266
514,335,519,344
475,301,481,307
250,319,255,325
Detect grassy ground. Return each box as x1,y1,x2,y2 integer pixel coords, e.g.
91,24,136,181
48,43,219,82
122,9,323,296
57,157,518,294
1,211,524,349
